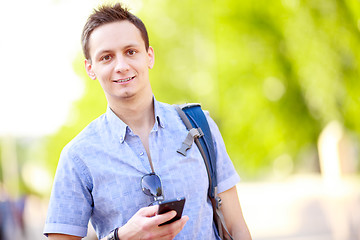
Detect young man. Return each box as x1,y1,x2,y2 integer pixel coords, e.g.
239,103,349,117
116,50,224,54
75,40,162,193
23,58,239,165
44,3,251,240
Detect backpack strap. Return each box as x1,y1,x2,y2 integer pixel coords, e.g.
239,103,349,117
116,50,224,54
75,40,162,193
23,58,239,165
174,104,233,240
177,126,204,156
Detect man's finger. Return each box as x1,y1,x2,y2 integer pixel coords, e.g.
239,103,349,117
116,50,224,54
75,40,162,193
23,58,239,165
154,210,177,226
137,205,159,217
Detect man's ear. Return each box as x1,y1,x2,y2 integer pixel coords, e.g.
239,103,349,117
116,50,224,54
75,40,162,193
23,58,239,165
147,46,155,69
85,59,96,80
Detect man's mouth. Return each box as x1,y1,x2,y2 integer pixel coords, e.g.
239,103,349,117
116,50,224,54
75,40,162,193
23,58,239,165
114,76,135,83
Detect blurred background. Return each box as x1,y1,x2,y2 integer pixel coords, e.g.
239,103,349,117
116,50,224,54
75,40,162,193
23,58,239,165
0,0,359,239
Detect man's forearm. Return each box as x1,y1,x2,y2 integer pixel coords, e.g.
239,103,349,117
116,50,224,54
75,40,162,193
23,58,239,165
48,233,82,240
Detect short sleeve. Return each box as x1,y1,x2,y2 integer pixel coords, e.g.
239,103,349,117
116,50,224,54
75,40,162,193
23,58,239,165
43,145,93,237
204,112,240,194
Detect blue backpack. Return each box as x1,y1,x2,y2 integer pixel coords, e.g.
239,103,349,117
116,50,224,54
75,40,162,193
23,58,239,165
175,103,233,240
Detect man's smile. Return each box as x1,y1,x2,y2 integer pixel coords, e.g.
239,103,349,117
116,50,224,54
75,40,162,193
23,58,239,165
113,76,136,83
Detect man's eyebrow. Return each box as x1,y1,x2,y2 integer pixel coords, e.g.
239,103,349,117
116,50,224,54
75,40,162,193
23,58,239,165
123,43,142,49
94,49,112,59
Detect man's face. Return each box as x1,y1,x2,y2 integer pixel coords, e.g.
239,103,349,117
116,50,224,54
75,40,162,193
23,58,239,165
85,21,154,103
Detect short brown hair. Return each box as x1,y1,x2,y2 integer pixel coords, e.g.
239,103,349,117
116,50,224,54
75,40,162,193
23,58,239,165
81,3,149,60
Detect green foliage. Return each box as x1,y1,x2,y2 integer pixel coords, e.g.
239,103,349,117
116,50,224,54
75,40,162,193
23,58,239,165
45,0,360,180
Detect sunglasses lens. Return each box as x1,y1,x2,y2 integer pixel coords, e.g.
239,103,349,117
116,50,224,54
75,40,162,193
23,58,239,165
142,174,162,197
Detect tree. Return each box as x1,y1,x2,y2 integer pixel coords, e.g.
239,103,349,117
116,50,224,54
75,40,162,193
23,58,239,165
45,0,360,180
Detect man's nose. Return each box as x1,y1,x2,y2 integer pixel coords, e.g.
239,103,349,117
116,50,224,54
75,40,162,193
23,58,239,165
114,56,130,72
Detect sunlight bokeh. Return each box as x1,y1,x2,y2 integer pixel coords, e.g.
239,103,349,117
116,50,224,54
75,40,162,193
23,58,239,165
0,0,97,136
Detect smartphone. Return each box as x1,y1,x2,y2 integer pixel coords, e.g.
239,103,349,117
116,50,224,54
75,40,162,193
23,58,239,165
157,197,186,226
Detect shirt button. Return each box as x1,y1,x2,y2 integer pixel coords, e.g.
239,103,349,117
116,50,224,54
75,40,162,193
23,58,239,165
139,151,144,156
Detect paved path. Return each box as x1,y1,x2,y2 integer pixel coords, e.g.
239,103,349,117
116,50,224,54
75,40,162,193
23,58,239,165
239,175,360,240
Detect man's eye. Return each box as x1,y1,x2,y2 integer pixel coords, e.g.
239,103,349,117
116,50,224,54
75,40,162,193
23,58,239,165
127,49,136,56
101,55,112,61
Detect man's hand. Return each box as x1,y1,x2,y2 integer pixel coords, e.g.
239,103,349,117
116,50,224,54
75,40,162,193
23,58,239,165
116,205,189,240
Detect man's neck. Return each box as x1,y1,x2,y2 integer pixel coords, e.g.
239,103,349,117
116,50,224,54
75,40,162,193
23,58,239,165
109,93,155,135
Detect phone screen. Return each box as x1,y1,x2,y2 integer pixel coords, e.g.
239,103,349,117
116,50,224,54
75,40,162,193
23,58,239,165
157,197,186,226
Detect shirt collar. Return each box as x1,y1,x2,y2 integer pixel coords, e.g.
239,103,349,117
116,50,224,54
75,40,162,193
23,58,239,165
154,97,166,129
105,97,166,143
105,106,128,144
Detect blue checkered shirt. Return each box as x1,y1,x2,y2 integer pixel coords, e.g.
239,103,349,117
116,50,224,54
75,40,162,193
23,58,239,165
44,99,240,239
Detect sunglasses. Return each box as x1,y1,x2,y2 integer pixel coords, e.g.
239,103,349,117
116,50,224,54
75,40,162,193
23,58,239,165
141,173,164,204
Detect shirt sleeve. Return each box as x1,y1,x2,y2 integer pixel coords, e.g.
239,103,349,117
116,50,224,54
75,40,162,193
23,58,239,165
43,144,93,238
205,112,240,194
